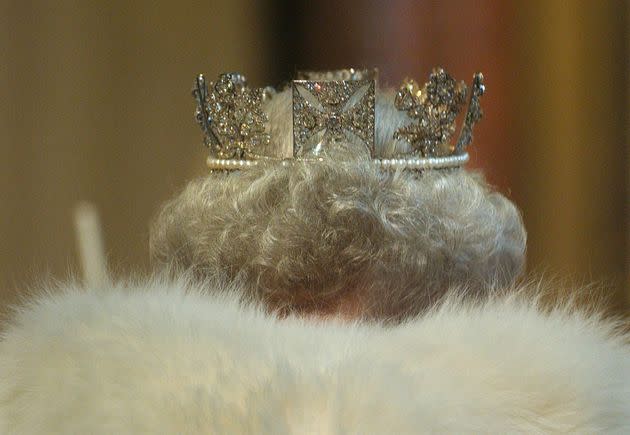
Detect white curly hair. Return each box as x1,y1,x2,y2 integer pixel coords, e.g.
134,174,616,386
150,87,526,321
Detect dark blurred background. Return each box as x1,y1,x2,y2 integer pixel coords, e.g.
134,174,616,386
1,1,628,310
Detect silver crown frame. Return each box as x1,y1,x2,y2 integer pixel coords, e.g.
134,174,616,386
193,68,484,171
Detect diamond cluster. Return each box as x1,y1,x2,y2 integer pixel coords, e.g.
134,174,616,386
394,68,467,157
193,73,271,159
292,79,375,157
394,68,485,157
296,68,378,81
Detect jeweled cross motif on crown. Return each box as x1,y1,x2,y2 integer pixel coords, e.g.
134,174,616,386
292,79,375,157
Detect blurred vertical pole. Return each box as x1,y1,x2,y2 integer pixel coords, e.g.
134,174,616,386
266,0,301,84
627,0,630,302
514,1,629,309
0,0,8,269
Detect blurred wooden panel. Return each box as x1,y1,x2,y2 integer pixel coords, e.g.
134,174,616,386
513,0,628,309
0,1,271,304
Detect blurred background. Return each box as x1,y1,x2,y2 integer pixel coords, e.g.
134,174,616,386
1,1,628,311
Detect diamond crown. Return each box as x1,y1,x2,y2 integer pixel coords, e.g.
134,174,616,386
192,67,484,171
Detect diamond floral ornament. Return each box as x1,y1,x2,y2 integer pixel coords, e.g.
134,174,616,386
192,73,271,159
292,79,375,157
394,68,468,157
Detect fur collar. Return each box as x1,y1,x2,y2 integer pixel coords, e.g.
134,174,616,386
0,278,628,433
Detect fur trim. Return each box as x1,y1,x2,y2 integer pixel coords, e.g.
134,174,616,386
0,278,628,433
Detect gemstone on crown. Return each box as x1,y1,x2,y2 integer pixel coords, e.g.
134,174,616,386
394,68,467,157
192,73,271,159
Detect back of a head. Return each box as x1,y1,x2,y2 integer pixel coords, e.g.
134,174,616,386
150,70,527,321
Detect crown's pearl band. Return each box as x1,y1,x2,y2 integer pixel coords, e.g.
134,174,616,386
206,152,469,171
